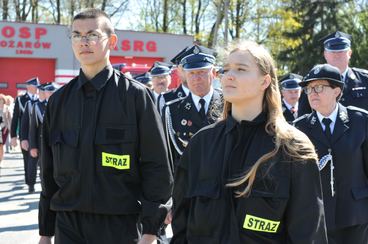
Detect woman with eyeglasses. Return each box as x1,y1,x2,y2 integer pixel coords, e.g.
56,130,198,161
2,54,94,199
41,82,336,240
294,63,368,244
171,41,328,244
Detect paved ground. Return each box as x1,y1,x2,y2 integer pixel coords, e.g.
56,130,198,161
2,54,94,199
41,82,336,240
0,151,172,244
0,151,44,244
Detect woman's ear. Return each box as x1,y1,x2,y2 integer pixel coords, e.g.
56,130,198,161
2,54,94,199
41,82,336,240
261,74,272,90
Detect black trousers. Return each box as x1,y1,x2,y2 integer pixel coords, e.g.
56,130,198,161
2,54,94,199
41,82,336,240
328,224,368,244
55,211,140,244
26,153,38,186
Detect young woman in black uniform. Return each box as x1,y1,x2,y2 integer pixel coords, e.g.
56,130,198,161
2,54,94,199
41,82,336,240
171,41,328,244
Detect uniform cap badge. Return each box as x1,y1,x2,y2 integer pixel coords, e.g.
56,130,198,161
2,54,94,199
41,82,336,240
313,66,321,75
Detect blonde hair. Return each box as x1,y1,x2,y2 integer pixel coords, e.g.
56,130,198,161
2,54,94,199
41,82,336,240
224,41,317,197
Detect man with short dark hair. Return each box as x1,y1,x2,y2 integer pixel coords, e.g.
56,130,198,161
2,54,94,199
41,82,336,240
38,9,172,244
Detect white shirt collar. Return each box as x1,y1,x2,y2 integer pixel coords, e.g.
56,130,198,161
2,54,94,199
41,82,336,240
283,99,298,111
341,67,349,81
316,104,339,133
153,91,160,100
191,87,214,113
181,84,190,96
27,92,38,101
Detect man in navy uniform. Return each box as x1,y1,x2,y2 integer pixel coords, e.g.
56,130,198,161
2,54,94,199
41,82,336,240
149,62,172,103
294,64,368,244
10,77,39,193
162,45,223,169
156,47,191,115
279,73,303,123
322,31,368,110
29,83,56,162
157,46,216,115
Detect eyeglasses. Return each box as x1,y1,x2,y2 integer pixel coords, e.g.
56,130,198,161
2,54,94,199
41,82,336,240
70,32,107,44
303,84,331,95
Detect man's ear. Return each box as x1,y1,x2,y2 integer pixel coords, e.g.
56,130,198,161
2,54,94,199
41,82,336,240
108,34,118,50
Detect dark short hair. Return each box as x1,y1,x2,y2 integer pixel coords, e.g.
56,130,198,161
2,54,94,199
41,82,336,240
73,8,114,35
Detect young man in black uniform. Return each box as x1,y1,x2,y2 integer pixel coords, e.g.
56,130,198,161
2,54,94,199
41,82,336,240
10,77,39,193
162,45,223,168
29,83,56,161
279,73,302,123
294,64,368,244
38,9,172,244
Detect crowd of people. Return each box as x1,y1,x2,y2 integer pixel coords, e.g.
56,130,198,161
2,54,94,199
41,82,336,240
4,7,368,244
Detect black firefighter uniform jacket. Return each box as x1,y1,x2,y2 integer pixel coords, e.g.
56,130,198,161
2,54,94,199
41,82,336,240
172,116,328,244
294,104,368,231
38,67,173,237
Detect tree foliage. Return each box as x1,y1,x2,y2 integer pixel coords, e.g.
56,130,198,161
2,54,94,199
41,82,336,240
1,0,367,73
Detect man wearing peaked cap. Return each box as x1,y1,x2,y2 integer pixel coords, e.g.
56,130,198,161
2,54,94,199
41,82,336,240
321,31,368,110
10,77,39,193
29,83,55,168
149,62,172,102
157,45,218,115
295,63,368,244
161,44,223,170
134,72,152,87
279,73,303,123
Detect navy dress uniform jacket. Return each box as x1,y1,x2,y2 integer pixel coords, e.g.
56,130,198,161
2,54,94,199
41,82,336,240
339,67,368,110
162,90,223,169
172,117,328,244
294,104,368,230
20,99,38,141
156,84,187,115
10,93,31,138
38,67,173,237
29,101,46,151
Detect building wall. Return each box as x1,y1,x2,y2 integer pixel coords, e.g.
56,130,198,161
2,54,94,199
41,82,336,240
0,21,193,96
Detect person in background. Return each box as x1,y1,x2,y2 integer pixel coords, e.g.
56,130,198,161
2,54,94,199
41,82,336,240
149,62,172,104
10,77,39,192
162,44,223,169
323,31,368,110
3,95,14,153
295,64,368,244
279,73,303,123
171,40,328,244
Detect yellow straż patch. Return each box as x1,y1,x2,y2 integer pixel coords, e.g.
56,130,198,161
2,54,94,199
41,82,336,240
243,214,280,233
102,152,130,170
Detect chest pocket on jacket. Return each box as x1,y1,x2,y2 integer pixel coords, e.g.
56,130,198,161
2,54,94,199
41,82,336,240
350,86,368,99
94,124,138,178
50,128,80,175
185,180,229,238
237,177,289,235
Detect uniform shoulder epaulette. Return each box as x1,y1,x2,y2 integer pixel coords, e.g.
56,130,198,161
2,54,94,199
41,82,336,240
165,96,186,106
292,113,310,124
352,67,368,75
346,105,368,115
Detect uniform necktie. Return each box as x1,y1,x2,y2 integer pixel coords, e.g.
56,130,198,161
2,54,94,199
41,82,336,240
199,98,206,119
290,106,298,119
322,118,332,142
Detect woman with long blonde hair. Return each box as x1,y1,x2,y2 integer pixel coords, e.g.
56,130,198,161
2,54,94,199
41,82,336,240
171,41,328,243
